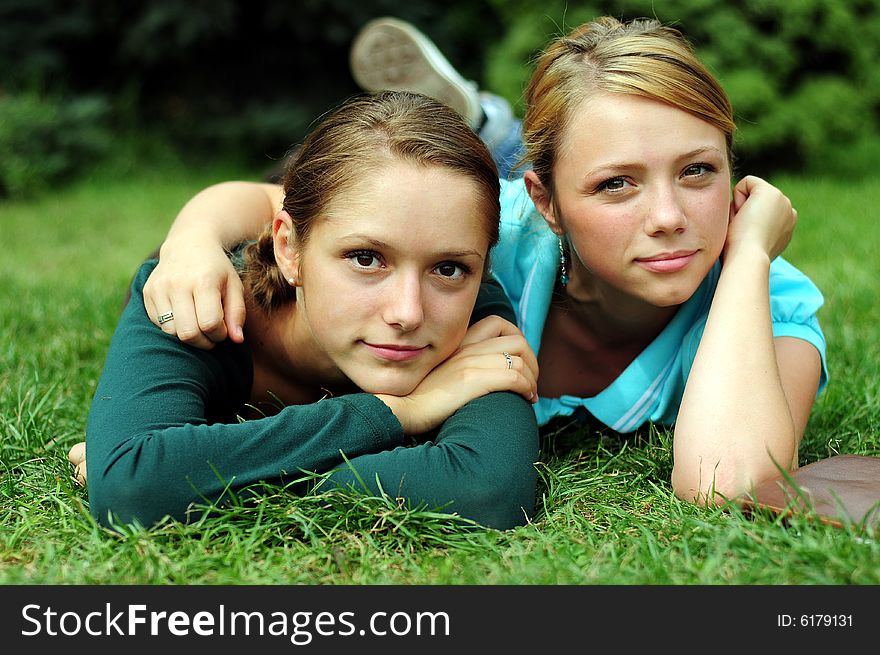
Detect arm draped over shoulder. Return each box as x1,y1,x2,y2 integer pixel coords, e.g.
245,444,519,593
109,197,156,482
85,262,538,530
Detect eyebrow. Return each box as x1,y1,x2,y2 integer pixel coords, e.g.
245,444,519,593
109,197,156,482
678,146,726,161
581,146,726,180
338,235,485,261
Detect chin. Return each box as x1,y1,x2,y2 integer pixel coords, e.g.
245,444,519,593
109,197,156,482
651,275,708,307
650,290,696,307
654,292,700,308
351,372,422,397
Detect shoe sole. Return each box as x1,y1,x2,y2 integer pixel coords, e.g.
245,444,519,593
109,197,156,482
349,17,481,126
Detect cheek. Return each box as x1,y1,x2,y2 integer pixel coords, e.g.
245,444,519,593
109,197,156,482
426,286,479,351
695,191,731,251
434,318,469,362
301,276,367,342
566,212,627,271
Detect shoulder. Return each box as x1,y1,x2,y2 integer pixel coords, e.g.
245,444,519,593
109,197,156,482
493,179,557,279
768,257,825,319
768,257,828,391
472,277,515,324
131,258,159,291
498,178,543,234
111,260,253,402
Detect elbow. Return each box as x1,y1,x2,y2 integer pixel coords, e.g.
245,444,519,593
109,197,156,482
88,460,177,529
672,459,748,506
89,474,151,529
671,456,792,507
671,423,798,506
462,458,538,530
86,432,207,528
671,464,734,506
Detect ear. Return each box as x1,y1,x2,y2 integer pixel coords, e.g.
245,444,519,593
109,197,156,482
272,211,301,285
524,170,564,236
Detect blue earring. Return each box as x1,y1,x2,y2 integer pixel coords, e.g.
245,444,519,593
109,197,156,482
558,237,569,287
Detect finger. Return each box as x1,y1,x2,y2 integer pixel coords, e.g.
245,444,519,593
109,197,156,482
458,334,539,379
504,353,538,398
505,342,539,380
459,318,539,375
731,174,766,214
222,276,247,343
460,315,523,346
502,354,538,400
73,461,87,487
475,361,538,403
465,351,539,401
67,441,86,466
731,183,749,215
143,273,160,325
147,279,180,335
193,285,229,343
169,289,215,349
143,288,166,330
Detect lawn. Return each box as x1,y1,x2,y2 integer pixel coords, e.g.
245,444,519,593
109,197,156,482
1,164,878,588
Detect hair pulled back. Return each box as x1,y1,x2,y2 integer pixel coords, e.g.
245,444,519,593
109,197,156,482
522,16,735,190
244,91,501,312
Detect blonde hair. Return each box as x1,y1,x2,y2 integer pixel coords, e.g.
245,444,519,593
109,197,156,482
522,16,735,190
243,91,501,312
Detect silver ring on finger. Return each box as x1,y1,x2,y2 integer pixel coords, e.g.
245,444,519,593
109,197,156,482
157,311,174,325
502,351,513,370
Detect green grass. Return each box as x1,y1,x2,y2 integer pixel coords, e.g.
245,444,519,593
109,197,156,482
1,167,878,586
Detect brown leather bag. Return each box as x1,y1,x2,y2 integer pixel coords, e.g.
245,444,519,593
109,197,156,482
741,455,880,529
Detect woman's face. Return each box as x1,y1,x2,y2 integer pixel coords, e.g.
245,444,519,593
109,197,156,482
290,162,490,396
547,93,732,307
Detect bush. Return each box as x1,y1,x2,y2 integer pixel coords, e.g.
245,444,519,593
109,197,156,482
0,0,504,178
5,1,876,182
484,0,880,177
0,92,112,198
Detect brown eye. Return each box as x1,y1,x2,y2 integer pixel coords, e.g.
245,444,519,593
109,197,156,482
434,262,467,279
348,251,382,269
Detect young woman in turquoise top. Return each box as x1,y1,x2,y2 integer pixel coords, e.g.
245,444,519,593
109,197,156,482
71,91,540,530
106,16,827,508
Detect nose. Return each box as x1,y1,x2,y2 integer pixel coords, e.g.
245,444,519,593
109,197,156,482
644,184,688,236
382,270,424,332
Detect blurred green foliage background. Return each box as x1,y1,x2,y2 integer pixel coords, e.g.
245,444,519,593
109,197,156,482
1,0,878,198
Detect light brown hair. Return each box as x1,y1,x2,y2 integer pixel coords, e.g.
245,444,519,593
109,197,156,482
522,16,735,192
243,91,501,311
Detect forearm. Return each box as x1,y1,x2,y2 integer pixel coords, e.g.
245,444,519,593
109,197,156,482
324,392,539,530
89,265,405,527
87,394,403,528
672,248,795,504
321,281,538,530
163,181,281,252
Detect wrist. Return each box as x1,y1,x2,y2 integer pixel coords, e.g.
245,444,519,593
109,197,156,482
722,241,772,269
161,225,227,258
374,394,418,435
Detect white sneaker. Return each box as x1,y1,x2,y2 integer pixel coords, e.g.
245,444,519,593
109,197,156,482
349,17,483,129
478,91,515,152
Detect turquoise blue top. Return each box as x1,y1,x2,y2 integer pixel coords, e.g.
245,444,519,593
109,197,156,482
491,178,829,430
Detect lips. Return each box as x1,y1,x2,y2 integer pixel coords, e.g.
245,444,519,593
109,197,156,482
635,250,697,273
362,342,428,362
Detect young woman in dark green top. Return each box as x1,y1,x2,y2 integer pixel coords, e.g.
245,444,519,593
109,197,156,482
73,92,540,530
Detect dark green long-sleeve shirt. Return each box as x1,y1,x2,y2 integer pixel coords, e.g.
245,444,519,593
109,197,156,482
86,261,538,530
